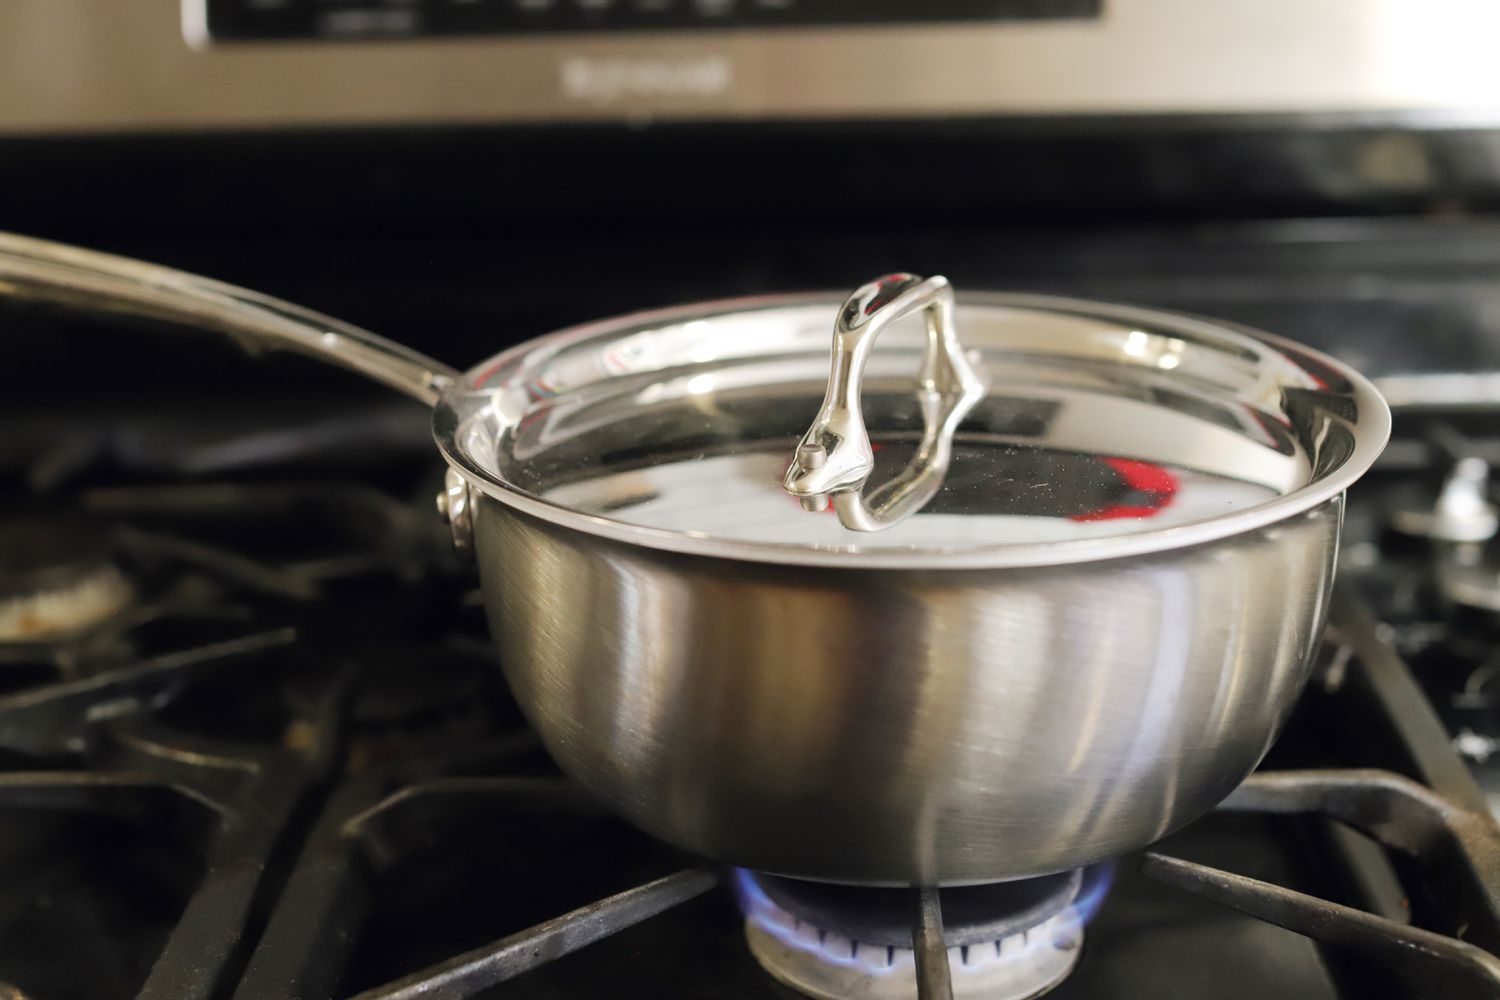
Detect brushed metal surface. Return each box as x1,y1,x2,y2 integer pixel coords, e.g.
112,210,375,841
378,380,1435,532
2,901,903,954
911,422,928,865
0,230,1378,884
436,288,1385,568
4,0,1500,134
477,492,1341,884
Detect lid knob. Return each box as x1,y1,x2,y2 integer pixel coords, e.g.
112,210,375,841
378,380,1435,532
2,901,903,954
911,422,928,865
782,273,987,531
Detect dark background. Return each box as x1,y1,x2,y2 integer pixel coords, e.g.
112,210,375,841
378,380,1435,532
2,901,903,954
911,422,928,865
6,115,1500,404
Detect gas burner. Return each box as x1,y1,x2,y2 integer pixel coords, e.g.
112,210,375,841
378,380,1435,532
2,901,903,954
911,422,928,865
0,514,132,644
1390,455,1500,543
735,867,1111,1000
1380,446,1500,617
278,644,487,729
276,641,505,772
1436,544,1500,615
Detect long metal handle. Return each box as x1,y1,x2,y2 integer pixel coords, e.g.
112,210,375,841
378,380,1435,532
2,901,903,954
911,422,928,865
782,273,987,532
0,231,458,406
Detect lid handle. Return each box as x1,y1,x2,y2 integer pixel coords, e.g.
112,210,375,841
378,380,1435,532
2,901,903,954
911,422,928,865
782,273,987,532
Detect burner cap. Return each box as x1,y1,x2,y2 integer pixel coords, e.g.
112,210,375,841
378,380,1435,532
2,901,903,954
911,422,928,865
753,870,1081,948
1389,457,1499,544
738,867,1111,1000
0,515,133,643
1435,544,1500,616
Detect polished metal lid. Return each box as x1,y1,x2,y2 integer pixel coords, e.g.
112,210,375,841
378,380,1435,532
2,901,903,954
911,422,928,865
436,274,1389,569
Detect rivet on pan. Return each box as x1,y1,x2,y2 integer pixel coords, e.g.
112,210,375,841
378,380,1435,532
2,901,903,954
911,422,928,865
438,468,474,556
797,442,828,469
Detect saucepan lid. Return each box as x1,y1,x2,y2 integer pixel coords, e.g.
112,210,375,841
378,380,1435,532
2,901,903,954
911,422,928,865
435,273,1389,569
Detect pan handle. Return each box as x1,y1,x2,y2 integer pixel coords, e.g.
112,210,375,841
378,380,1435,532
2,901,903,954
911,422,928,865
782,273,987,532
0,231,459,406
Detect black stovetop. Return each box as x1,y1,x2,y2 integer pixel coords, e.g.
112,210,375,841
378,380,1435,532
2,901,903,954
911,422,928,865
2,393,1499,1000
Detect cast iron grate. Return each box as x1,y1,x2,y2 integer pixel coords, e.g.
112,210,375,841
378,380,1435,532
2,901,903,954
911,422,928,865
1,443,1498,999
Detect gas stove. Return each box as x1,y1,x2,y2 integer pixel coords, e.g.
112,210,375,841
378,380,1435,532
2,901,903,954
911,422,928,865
2,389,1500,1000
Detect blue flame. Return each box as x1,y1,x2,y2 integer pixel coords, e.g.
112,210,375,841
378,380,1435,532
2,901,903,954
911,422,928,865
1072,862,1116,926
733,864,1117,975
732,867,773,911
733,869,899,974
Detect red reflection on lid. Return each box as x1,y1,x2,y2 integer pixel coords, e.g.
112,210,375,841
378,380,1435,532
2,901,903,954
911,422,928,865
1070,457,1179,523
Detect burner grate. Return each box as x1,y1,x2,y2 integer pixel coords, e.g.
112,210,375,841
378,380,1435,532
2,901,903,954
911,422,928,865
2,427,1499,998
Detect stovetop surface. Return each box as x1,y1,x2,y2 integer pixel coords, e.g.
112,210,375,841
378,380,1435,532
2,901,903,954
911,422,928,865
2,386,1499,999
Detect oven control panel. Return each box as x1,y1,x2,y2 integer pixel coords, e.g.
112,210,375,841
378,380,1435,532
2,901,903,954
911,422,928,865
196,0,1098,42
0,0,1490,135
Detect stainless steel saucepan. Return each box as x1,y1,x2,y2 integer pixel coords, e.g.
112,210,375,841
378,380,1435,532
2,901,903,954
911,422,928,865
0,233,1389,885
